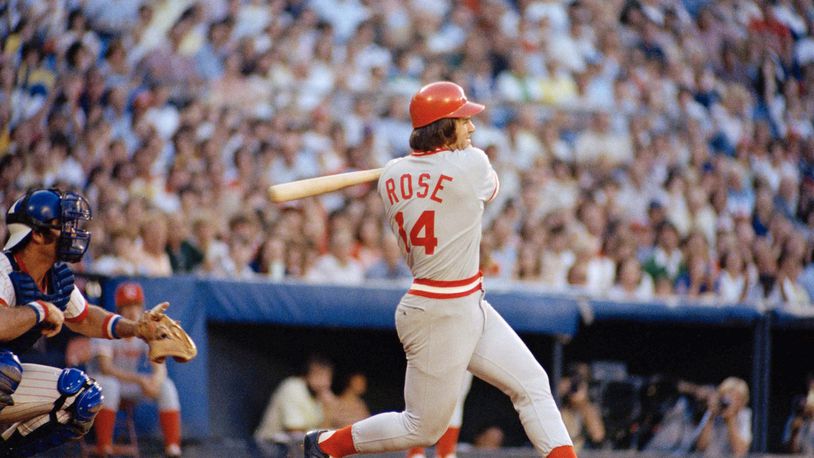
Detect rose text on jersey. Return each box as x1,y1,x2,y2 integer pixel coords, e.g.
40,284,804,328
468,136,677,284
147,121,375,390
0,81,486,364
384,173,454,205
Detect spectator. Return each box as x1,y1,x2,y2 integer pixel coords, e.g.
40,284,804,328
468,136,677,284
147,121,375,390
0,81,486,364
191,216,230,276
488,216,520,281
716,249,751,304
775,247,812,310
254,235,287,280
131,211,173,277
694,377,752,458
352,216,383,271
675,253,715,299
254,355,336,454
165,213,204,273
642,379,712,454
515,240,543,282
558,363,606,451
365,234,411,281
607,256,654,301
90,227,138,276
748,238,779,304
644,222,683,283
214,235,257,279
306,229,365,285
329,372,371,428
540,224,575,289
782,372,814,454
573,111,633,168
88,282,183,457
472,425,505,450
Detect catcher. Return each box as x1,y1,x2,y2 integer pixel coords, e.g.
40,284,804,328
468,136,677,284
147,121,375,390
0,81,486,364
89,281,187,456
0,188,196,456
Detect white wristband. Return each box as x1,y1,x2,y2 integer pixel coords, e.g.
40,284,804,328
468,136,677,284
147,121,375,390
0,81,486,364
26,301,47,324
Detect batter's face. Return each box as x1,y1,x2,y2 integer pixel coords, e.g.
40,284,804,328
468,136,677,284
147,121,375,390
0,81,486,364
450,118,475,150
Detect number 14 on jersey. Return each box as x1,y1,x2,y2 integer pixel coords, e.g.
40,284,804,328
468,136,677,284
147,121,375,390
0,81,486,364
395,211,438,255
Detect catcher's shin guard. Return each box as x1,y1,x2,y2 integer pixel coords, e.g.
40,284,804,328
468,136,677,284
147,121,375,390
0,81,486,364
0,351,22,411
0,368,102,457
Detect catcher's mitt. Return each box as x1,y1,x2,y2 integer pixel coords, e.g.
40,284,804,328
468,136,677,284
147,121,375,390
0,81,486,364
136,302,197,363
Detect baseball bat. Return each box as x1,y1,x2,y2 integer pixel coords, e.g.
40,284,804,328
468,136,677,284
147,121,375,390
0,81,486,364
267,168,383,203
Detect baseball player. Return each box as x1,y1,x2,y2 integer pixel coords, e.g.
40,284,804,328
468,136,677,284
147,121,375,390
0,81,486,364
304,82,575,458
88,281,183,457
0,188,165,456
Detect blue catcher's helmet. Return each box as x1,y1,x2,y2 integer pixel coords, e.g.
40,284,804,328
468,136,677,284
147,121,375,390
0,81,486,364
4,189,92,263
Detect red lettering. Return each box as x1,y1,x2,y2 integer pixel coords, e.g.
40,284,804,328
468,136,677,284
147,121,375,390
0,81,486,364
430,175,453,203
417,173,431,198
400,174,413,199
385,178,398,204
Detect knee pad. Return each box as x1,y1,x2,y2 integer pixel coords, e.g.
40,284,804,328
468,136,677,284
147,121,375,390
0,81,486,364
0,351,22,408
57,367,90,396
57,368,104,426
0,368,102,457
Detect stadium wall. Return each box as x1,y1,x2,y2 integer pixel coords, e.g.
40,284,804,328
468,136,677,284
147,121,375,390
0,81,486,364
88,276,813,453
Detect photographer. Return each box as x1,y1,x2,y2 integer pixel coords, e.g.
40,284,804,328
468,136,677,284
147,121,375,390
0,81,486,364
781,372,814,454
694,377,751,457
557,363,605,451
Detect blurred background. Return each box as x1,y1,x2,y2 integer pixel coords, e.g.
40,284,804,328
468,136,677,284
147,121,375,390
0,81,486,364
2,0,814,456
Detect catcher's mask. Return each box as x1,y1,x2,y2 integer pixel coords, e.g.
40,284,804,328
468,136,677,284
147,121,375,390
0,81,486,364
4,189,92,263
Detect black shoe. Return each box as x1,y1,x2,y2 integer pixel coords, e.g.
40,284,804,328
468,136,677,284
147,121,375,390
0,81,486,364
303,430,329,458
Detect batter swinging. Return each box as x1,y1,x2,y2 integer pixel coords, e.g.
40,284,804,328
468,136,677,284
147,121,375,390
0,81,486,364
304,82,575,458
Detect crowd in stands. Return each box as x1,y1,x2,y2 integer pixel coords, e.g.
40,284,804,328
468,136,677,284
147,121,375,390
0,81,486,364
2,0,814,311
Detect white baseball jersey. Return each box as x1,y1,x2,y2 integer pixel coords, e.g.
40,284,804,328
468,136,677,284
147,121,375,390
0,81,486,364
378,146,499,285
88,337,151,375
0,255,88,321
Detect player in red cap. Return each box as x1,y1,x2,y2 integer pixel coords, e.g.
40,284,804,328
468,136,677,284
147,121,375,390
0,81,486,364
87,282,183,457
304,82,575,458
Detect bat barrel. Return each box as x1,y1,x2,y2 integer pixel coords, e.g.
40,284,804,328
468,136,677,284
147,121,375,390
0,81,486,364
268,168,383,203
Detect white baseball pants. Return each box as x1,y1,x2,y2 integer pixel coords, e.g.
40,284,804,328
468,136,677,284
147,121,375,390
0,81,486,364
93,375,180,411
0,364,76,438
350,292,572,456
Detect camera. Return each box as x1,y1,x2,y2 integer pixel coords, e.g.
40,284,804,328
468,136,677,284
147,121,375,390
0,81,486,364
720,396,732,410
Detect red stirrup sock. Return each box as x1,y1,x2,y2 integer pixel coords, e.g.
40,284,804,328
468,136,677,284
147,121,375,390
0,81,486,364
435,427,461,457
159,410,182,448
94,408,116,451
407,447,427,457
319,426,357,457
547,445,577,458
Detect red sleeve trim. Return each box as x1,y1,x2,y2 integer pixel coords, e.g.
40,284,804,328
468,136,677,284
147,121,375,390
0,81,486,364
487,171,500,202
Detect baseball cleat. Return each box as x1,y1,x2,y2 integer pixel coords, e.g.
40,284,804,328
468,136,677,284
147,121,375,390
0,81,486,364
304,429,329,458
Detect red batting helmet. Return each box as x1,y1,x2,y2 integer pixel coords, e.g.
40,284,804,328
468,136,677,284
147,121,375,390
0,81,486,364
409,82,485,128
115,282,145,309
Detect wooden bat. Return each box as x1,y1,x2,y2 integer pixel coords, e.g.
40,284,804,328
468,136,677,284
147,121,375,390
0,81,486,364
268,168,383,203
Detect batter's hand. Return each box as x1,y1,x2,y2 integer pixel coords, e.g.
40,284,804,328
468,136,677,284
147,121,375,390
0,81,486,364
40,302,65,338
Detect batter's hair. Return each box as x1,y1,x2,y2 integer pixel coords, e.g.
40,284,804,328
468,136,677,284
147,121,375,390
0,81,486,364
409,118,458,152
